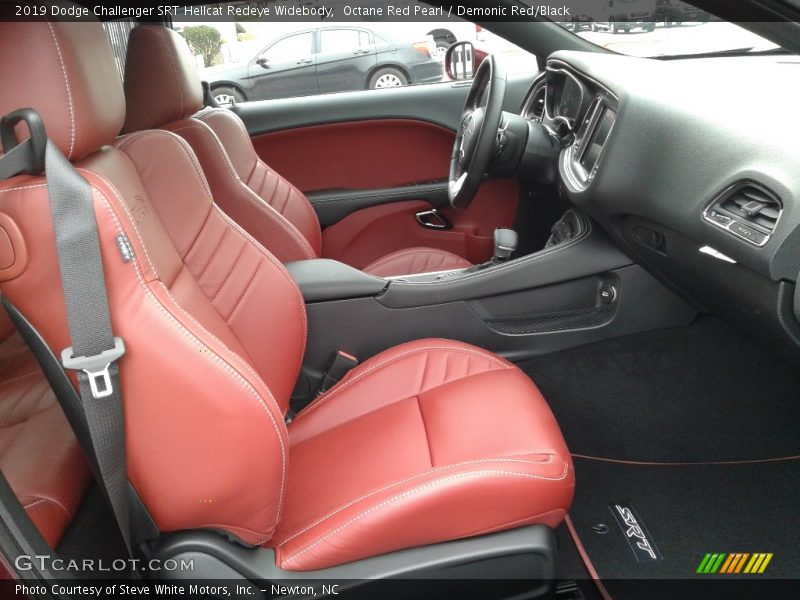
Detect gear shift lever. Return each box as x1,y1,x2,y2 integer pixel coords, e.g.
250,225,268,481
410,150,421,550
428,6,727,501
492,228,518,263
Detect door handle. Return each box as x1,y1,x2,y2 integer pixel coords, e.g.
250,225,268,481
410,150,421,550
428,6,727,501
415,209,452,230
296,58,313,65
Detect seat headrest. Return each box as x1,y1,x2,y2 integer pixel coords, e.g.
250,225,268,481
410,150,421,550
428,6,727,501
122,25,204,134
0,20,125,162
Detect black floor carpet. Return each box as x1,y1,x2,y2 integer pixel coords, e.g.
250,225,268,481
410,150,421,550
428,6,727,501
519,316,800,462
567,456,800,599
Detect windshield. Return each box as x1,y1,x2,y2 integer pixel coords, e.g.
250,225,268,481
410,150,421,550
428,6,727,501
549,0,782,57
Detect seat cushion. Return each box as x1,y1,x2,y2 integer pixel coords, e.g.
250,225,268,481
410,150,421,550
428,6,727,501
362,247,472,278
273,339,574,571
0,328,91,546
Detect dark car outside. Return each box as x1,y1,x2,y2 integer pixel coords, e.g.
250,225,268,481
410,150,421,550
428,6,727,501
204,24,444,104
590,0,658,33
656,0,710,25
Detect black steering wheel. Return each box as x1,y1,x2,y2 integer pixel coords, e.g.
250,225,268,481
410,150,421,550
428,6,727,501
448,55,507,209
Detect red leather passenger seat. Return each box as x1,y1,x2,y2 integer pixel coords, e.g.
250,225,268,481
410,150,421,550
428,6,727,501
121,25,473,277
0,312,91,546
0,20,573,572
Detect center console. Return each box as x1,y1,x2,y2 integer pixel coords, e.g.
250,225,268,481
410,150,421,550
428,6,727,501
284,208,697,409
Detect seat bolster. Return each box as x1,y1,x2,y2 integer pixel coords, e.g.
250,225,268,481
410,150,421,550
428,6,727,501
165,116,317,263
195,109,322,259
273,454,572,571
362,247,472,277
0,336,91,547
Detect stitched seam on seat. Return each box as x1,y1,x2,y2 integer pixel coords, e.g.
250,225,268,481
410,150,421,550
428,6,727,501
172,121,316,260
213,206,309,370
199,108,261,159
196,226,229,282
211,238,248,302
88,178,288,543
118,130,213,199
21,496,70,519
78,165,162,274
45,22,76,159
225,258,262,323
0,371,40,388
237,181,316,259
115,130,154,151
280,465,570,567
180,206,216,276
0,183,48,195
415,396,433,469
195,110,259,180
295,346,509,420
0,381,52,427
274,456,555,547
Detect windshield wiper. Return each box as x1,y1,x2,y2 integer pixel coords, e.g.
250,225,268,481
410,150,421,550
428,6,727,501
656,47,792,59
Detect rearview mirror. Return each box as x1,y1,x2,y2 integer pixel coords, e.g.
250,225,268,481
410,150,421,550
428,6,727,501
256,57,270,69
444,41,488,81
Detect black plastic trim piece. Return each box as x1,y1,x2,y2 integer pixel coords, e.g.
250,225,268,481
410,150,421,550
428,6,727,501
285,259,388,303
307,183,449,228
379,212,633,309
234,74,536,137
153,525,555,591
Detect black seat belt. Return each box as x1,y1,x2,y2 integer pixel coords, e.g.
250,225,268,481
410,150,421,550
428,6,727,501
0,109,146,561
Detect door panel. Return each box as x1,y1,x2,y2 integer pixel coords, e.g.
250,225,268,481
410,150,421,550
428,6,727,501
322,180,518,267
251,119,454,192
307,182,449,228
233,75,533,263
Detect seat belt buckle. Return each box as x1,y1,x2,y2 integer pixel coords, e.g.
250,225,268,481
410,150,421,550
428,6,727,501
318,350,358,396
61,337,126,399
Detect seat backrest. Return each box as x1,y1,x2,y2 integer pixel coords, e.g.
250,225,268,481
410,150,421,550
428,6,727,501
122,25,322,263
0,20,305,546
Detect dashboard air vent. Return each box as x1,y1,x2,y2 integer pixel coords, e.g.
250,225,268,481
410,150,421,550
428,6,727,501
704,183,782,247
720,186,780,231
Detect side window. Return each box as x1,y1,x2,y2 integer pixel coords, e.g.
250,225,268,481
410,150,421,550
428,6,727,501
319,29,367,54
262,32,313,63
173,1,537,105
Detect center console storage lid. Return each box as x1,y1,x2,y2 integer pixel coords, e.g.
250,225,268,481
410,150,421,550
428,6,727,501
285,259,388,303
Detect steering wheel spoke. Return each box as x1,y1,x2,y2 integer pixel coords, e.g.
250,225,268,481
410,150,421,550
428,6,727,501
448,55,507,209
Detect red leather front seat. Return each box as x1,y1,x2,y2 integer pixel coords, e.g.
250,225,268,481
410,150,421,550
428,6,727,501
121,25,472,278
0,20,573,571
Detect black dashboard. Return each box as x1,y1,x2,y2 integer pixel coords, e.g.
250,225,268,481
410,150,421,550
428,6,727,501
520,50,800,355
